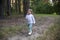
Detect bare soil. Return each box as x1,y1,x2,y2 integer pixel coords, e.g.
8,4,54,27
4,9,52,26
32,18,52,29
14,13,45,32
0,15,56,40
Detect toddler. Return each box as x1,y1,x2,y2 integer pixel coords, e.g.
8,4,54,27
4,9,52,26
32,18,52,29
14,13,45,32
25,9,36,35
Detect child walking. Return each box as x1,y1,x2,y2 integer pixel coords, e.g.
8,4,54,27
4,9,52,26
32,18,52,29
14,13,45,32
25,9,36,35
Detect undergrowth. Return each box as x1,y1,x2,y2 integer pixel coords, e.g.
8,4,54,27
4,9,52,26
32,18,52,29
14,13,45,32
36,17,60,40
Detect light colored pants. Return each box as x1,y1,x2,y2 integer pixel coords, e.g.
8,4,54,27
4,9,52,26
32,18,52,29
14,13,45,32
28,23,33,32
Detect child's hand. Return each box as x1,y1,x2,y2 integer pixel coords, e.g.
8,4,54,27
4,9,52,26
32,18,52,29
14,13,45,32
33,22,35,24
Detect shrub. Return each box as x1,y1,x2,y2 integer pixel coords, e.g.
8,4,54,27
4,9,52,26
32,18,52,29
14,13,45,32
31,0,54,14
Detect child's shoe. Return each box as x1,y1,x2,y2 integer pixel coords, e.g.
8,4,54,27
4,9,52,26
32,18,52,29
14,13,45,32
28,31,32,35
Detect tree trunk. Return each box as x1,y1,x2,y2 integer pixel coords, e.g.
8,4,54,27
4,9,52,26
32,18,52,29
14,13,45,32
18,0,21,14
4,0,7,16
49,0,54,6
23,0,30,17
0,0,4,19
7,0,11,16
57,0,60,15
15,0,17,13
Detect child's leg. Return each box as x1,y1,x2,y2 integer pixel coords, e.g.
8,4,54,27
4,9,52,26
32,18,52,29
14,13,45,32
28,23,33,33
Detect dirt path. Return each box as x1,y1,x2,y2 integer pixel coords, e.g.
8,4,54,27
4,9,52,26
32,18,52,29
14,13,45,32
1,16,55,40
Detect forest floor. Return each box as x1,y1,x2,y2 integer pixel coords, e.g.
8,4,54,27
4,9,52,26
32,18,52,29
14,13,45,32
0,14,59,40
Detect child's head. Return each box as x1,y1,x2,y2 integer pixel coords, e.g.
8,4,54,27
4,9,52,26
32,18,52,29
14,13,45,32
27,9,32,15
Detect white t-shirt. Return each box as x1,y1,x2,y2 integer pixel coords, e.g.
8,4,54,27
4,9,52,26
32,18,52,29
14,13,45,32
25,14,35,24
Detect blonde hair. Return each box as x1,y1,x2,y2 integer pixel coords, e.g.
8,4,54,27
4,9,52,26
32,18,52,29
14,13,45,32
28,9,33,13
28,9,32,12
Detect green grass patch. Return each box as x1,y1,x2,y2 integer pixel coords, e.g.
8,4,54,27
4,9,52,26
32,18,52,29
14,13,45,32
35,13,58,17
36,17,60,40
0,25,28,39
44,22,60,40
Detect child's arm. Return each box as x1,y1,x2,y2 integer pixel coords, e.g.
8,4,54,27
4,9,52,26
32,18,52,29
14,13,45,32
32,15,36,24
25,15,27,20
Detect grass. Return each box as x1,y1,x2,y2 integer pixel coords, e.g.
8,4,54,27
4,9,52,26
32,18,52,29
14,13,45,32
44,21,60,40
35,13,59,17
36,17,60,40
0,25,28,40
0,13,60,40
